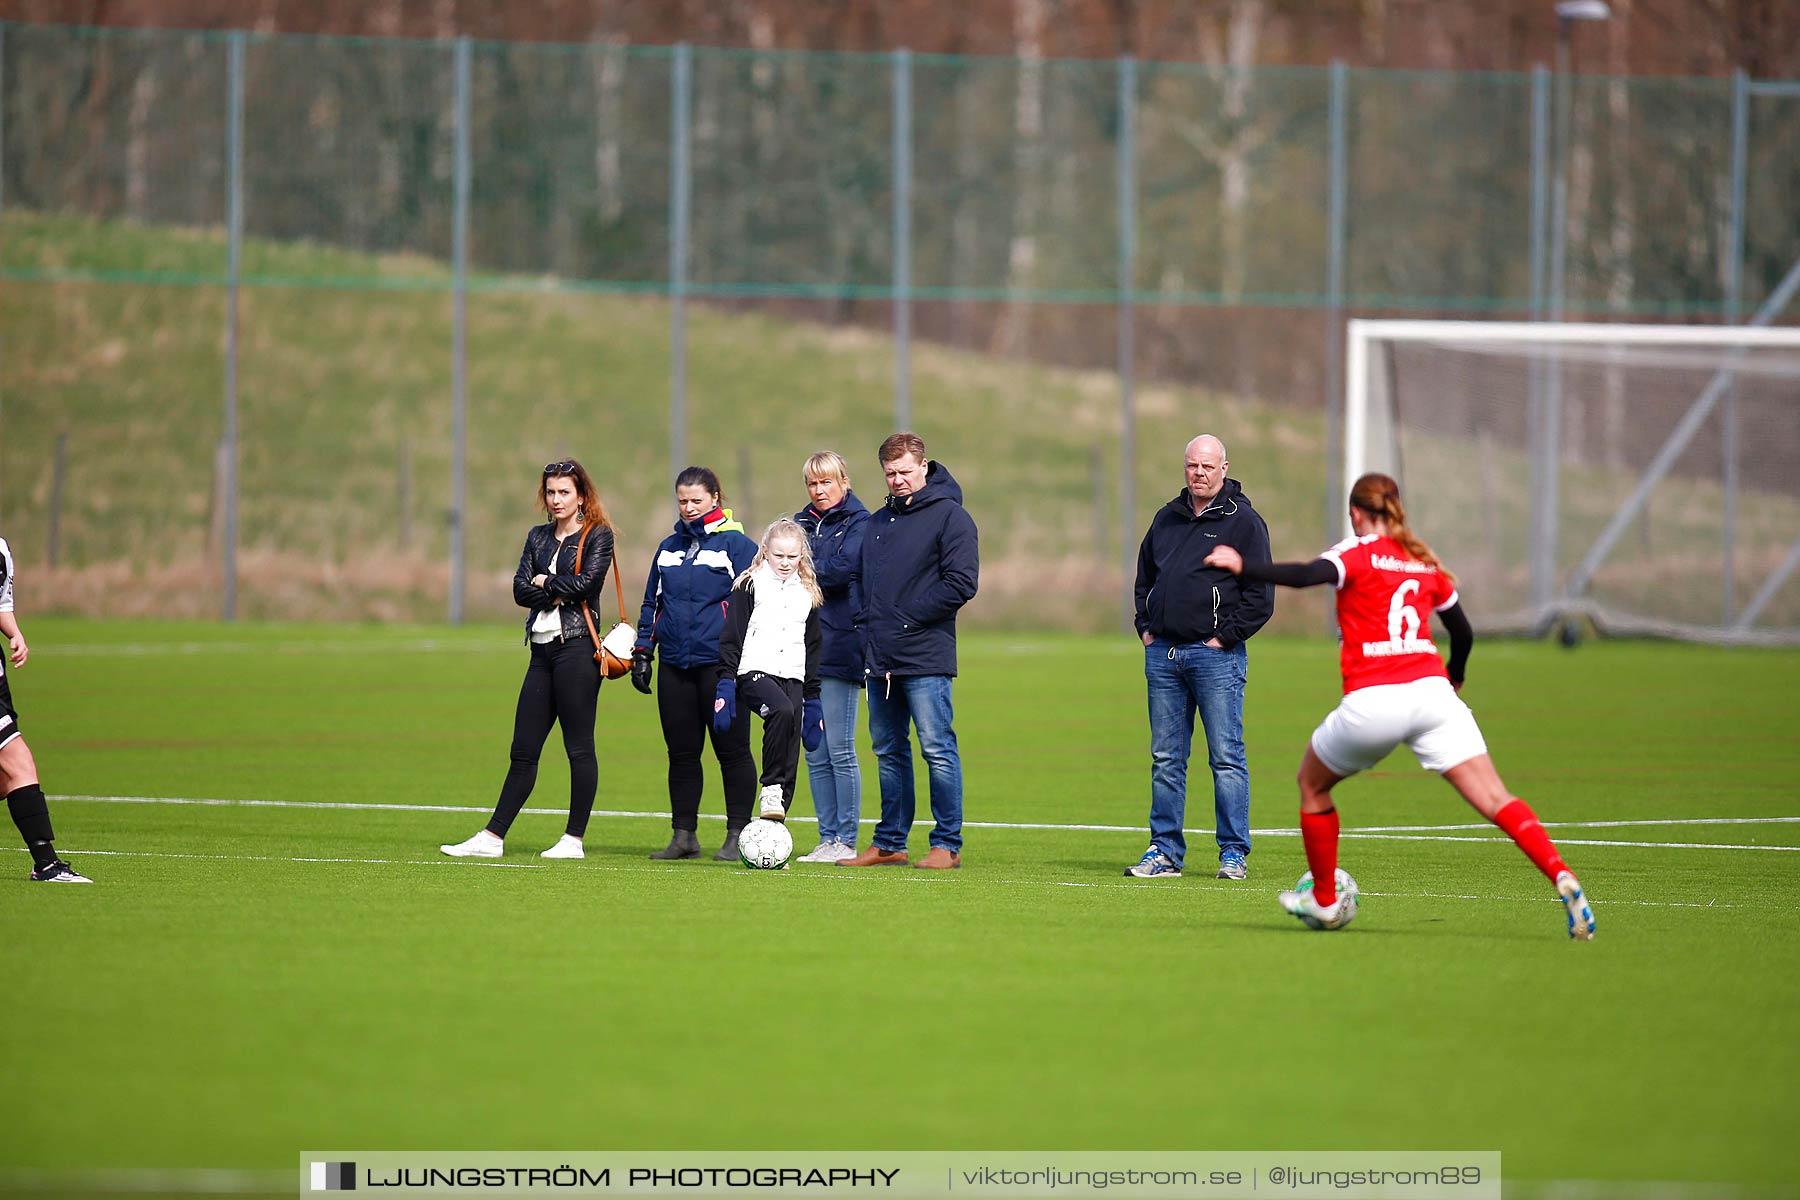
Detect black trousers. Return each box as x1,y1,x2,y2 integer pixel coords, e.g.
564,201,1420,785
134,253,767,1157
657,661,756,833
740,672,804,805
487,636,601,839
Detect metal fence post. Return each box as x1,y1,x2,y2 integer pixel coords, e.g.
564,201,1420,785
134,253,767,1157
1721,67,1748,623
892,47,912,431
669,43,692,482
0,24,5,525
222,31,244,622
1323,61,1348,558
1116,54,1137,632
1,21,8,214
449,36,471,626
1528,62,1554,629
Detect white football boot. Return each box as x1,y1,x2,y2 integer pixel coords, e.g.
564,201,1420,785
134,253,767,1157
1556,871,1596,940
1278,887,1355,930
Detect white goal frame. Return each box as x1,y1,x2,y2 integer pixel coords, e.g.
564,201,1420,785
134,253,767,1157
1346,319,1800,644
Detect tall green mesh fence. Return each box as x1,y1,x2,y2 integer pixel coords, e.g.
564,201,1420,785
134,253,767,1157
1,23,1794,628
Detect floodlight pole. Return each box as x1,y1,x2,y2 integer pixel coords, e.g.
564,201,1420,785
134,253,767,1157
1526,65,1551,620
1541,17,1573,630
1541,2,1610,632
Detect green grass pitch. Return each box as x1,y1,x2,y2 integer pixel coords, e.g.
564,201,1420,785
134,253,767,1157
1,620,1797,1198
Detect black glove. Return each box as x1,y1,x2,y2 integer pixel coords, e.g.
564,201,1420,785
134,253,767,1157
713,678,737,732
630,648,654,695
801,698,824,753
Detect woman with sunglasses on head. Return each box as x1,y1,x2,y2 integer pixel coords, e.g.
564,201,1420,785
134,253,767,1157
441,459,614,861
631,467,760,862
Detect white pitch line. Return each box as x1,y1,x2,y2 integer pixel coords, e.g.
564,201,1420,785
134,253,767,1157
1355,816,1800,831
39,637,509,657
50,793,1800,850
1336,832,1800,852
19,846,549,869
12,846,1797,912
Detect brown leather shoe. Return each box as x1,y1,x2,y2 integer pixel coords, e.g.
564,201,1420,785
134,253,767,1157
837,845,909,867
913,847,962,870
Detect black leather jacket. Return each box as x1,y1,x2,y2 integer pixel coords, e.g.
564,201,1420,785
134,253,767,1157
513,522,614,644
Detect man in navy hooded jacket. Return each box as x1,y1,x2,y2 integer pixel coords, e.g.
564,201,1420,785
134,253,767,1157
1128,434,1273,882
839,432,979,871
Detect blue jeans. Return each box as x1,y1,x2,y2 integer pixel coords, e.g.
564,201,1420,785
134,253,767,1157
803,676,863,846
1144,638,1251,867
866,674,963,853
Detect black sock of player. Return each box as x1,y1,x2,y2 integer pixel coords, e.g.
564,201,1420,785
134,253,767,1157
6,784,60,868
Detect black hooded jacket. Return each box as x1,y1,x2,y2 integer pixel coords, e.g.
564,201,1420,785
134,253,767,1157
1133,478,1274,650
858,461,980,678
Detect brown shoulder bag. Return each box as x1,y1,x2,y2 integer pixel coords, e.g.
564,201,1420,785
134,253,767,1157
573,524,634,680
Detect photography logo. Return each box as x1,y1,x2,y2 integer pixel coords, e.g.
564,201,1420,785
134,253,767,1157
309,1161,356,1191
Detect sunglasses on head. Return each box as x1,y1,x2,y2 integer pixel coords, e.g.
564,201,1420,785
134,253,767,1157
544,461,577,476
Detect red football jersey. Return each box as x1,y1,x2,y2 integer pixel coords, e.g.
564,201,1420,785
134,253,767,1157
1320,534,1460,693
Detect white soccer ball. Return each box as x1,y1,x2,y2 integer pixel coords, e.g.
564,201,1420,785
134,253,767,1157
1294,868,1360,929
737,819,794,870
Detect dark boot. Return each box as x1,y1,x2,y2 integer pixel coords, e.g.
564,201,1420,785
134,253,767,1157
713,828,744,862
649,829,701,860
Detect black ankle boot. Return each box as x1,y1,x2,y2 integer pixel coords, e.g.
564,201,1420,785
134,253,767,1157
649,829,701,860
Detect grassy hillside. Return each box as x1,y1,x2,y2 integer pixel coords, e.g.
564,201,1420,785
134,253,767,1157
1,210,1334,629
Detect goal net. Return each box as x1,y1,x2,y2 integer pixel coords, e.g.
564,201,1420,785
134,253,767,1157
1346,320,1800,644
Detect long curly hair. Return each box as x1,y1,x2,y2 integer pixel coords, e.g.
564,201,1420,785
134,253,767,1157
735,518,824,607
1349,473,1455,586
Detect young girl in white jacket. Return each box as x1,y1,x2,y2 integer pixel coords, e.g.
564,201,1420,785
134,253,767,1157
714,519,825,827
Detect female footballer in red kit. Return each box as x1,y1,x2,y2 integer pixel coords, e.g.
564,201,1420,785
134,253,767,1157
1205,473,1595,939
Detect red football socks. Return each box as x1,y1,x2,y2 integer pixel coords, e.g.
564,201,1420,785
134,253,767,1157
1491,799,1569,883
1300,807,1340,906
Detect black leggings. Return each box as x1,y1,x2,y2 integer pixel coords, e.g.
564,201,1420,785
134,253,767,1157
657,661,756,834
487,637,601,839
741,672,804,804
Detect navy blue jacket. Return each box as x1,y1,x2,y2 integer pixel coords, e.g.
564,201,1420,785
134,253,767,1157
634,508,758,669
795,490,870,683
1134,478,1274,651
859,462,980,679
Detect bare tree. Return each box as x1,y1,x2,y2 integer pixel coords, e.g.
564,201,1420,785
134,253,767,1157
994,0,1047,357
125,53,157,220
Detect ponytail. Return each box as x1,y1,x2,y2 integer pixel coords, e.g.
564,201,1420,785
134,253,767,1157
1348,473,1455,586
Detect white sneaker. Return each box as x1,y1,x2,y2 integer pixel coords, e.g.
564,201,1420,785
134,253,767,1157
440,831,503,858
757,785,787,822
796,841,836,863
827,842,859,861
541,834,584,859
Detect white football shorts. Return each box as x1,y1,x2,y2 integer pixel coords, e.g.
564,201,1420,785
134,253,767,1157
1309,675,1487,776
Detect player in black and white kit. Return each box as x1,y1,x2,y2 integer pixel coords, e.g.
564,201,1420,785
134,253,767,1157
0,536,92,882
